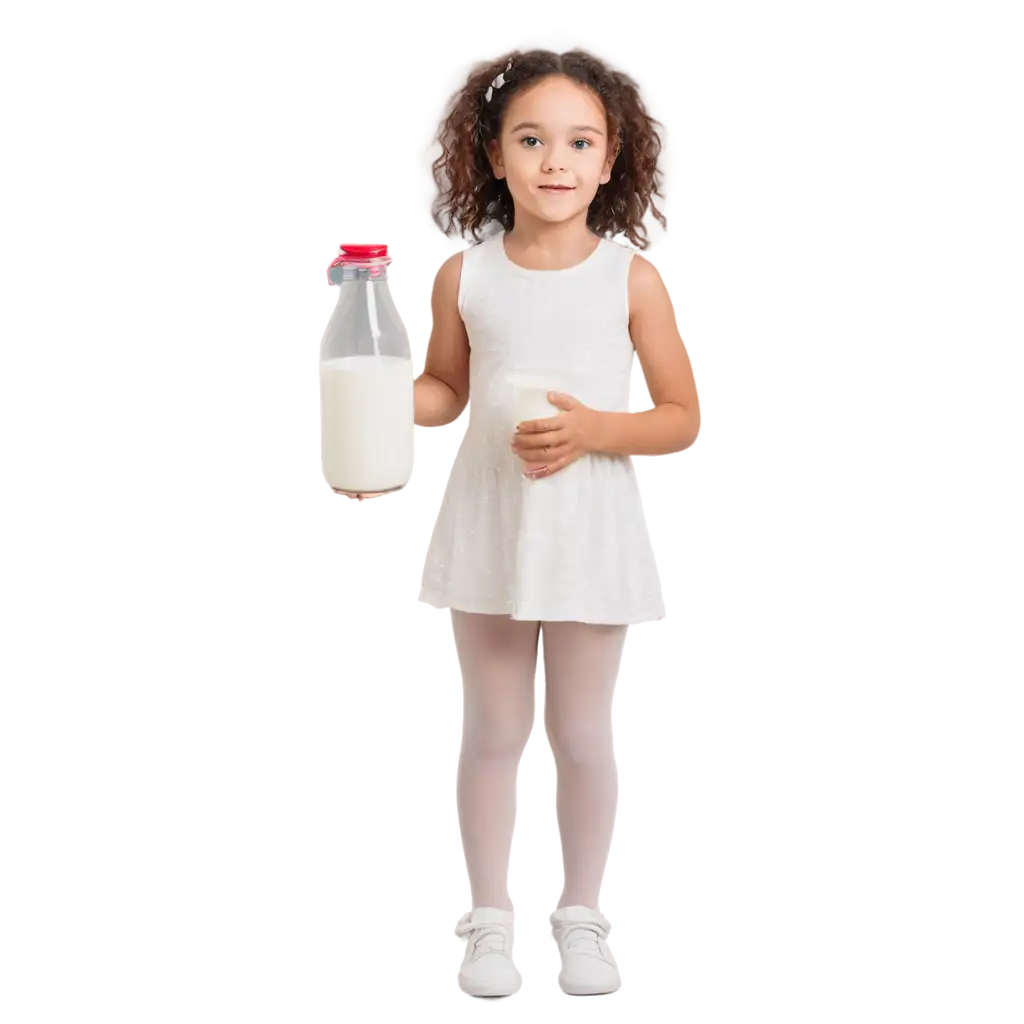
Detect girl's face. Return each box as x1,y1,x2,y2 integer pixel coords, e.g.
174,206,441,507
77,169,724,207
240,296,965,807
488,75,617,227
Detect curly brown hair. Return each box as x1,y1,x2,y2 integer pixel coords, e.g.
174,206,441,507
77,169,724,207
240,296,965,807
430,48,667,250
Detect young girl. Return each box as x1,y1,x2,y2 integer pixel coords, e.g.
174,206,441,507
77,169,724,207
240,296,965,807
413,48,699,997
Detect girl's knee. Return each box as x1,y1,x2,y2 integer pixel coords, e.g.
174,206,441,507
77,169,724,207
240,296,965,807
544,712,612,766
464,708,534,760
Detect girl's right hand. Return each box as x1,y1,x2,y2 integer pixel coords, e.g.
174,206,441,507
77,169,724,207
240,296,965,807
333,487,385,503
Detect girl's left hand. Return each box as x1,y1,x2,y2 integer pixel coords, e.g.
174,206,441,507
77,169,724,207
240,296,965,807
511,392,600,479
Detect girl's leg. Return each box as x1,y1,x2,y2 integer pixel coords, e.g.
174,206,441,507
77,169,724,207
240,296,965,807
451,609,541,912
542,620,629,913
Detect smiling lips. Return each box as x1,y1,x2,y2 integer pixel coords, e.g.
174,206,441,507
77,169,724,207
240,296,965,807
540,185,574,192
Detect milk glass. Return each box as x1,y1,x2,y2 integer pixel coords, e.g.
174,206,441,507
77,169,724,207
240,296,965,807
509,372,565,479
510,372,566,423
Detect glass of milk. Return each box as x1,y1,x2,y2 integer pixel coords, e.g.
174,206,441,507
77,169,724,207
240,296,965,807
509,372,564,478
510,372,565,425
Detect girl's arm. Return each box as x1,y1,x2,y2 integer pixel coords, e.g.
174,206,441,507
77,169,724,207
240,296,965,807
591,255,700,456
414,252,470,427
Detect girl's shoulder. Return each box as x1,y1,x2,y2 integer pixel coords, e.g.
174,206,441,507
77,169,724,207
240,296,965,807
430,251,464,321
434,249,464,286
626,248,674,328
434,231,494,280
600,236,644,282
458,232,504,277
435,233,502,318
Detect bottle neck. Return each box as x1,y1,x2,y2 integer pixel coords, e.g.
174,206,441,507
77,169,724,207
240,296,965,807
331,264,390,285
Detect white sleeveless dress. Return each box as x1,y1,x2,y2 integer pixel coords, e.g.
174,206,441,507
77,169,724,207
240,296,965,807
418,230,666,625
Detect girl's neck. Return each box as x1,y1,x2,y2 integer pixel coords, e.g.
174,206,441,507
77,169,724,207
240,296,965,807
504,214,599,270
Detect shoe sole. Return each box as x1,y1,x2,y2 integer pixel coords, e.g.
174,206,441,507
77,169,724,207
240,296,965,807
458,974,520,999
460,983,516,999
558,975,622,996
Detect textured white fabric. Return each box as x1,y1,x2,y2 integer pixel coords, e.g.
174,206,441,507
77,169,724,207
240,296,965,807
418,230,666,625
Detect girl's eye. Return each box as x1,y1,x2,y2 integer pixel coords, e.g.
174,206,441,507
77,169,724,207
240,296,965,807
520,136,593,149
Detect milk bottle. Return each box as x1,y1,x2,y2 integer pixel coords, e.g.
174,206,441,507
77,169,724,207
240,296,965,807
320,243,413,496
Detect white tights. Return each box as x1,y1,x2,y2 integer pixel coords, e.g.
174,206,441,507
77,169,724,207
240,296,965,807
450,609,629,915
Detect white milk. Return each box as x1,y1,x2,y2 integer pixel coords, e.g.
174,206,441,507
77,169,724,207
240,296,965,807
509,372,565,427
320,355,414,494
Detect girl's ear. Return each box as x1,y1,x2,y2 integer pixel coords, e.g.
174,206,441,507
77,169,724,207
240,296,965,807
487,139,506,180
599,136,619,186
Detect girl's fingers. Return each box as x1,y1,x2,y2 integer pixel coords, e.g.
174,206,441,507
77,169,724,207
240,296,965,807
522,451,546,464
513,441,572,463
329,489,374,501
527,452,576,478
515,435,563,451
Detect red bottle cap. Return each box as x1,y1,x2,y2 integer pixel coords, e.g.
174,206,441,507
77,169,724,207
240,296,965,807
333,240,389,262
327,244,391,283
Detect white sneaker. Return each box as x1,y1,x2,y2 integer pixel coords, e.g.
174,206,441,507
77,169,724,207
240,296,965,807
455,907,522,997
549,905,622,995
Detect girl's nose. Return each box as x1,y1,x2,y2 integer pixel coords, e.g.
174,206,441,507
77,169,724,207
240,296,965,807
542,148,573,173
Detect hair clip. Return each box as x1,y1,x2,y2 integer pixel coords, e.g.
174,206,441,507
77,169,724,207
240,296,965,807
485,60,514,103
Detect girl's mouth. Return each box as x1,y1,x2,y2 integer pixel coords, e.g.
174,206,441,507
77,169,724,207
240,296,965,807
539,185,574,192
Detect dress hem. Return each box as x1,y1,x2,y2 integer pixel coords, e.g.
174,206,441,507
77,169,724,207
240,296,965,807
417,588,665,626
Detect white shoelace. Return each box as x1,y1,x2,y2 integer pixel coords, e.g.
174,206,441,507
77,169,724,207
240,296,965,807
455,915,510,961
555,921,612,962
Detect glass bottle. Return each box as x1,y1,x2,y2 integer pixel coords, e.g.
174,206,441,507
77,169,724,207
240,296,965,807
319,243,413,497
